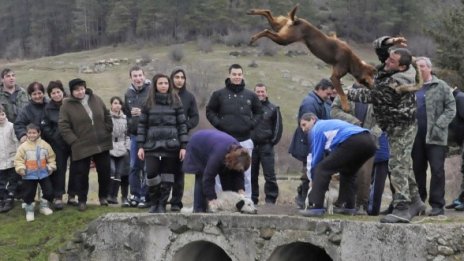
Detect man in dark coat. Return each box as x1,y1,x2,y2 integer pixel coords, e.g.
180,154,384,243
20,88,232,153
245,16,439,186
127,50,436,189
447,87,464,211
250,83,283,204
206,64,262,199
289,78,334,208
169,68,199,211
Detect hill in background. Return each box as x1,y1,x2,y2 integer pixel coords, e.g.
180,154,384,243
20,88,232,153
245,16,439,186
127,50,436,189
3,40,377,174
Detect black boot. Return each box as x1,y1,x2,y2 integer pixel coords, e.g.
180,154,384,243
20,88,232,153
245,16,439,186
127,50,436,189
380,202,411,223
0,198,14,213
148,184,161,213
107,180,120,204
157,183,172,213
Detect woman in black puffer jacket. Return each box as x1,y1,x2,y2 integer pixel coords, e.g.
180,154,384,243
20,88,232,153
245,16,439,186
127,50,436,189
137,74,188,213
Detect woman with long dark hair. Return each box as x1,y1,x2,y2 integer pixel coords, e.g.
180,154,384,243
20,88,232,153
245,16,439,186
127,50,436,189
137,73,188,213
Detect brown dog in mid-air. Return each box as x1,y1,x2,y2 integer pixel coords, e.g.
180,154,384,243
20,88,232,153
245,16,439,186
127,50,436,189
248,5,376,112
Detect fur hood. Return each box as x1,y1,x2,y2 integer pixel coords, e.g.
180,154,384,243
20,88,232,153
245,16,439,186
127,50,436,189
393,60,423,94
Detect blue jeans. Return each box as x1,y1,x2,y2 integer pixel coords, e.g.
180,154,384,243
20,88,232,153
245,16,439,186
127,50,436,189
129,136,147,199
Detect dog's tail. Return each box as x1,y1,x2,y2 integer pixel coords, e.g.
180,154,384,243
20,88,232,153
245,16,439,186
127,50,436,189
180,206,194,214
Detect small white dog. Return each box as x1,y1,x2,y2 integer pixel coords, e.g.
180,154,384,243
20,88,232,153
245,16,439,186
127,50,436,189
181,191,258,214
209,191,258,214
304,174,340,215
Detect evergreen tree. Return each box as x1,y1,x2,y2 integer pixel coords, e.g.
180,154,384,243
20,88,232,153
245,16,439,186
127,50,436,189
429,0,464,80
106,0,133,42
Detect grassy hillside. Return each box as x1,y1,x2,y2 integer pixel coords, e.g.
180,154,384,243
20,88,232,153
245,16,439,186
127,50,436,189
3,40,377,175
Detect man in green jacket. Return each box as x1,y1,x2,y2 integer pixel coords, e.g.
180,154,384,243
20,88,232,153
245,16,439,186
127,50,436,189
0,68,28,210
412,57,456,216
0,68,28,123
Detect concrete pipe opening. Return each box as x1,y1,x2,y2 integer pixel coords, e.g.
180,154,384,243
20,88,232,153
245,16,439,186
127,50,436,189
268,242,333,261
173,240,232,261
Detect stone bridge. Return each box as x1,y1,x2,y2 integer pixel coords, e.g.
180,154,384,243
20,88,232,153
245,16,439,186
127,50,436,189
59,213,464,261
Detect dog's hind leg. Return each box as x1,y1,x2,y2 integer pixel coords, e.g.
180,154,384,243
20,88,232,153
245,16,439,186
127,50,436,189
304,186,312,210
247,9,274,23
250,29,296,46
326,191,334,215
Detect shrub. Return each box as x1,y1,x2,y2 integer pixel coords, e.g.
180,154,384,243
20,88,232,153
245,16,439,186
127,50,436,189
3,39,25,59
223,30,250,47
187,60,222,109
197,37,213,53
258,39,278,56
168,45,185,63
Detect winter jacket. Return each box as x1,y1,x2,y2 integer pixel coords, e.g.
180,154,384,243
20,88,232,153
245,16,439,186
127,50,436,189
298,91,331,121
14,138,56,180
415,76,456,146
14,99,47,140
347,36,421,136
110,111,130,157
182,129,245,201
206,79,263,141
41,100,68,150
137,92,188,157
123,82,151,135
449,89,464,146
0,121,18,170
170,68,200,132
177,86,199,131
0,84,29,123
251,98,283,145
58,88,113,161
288,91,331,161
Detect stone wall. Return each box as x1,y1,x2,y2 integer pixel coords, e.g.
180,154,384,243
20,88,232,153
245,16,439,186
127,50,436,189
58,213,464,261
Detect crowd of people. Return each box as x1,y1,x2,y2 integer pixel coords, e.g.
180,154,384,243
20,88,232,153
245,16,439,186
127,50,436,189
1,35,464,224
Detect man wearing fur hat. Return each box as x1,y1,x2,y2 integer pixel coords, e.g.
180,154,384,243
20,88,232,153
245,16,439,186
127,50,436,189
347,36,425,223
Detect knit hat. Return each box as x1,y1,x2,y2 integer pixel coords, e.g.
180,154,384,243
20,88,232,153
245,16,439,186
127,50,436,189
69,78,86,92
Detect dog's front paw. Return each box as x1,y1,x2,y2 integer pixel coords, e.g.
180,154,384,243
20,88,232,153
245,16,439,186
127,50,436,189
249,35,261,46
390,36,407,47
249,37,257,46
208,200,219,213
247,9,258,15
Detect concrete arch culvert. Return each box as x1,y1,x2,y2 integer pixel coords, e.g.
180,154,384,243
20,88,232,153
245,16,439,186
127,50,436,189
268,242,333,261
173,240,232,261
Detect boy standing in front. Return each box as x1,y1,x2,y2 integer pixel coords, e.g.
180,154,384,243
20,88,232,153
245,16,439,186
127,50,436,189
14,123,56,222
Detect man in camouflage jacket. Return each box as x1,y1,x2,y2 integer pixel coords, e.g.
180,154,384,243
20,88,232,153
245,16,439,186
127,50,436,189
347,36,425,223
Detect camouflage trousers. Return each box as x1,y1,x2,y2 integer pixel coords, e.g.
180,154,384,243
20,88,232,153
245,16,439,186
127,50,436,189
388,124,419,205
